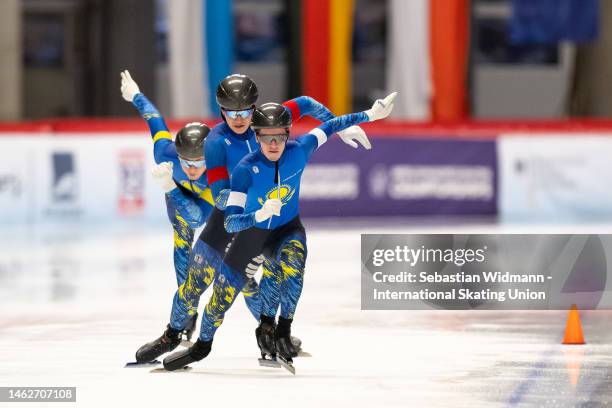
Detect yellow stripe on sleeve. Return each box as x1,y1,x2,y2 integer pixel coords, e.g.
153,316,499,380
153,130,173,143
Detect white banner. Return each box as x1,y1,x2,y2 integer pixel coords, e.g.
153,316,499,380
499,135,612,221
0,134,169,224
0,136,42,223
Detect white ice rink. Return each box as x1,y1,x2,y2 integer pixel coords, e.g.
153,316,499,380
1,219,612,407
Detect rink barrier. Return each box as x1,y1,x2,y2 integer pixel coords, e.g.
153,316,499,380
5,117,612,135
2,119,612,222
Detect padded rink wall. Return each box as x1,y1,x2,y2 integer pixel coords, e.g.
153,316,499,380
2,119,612,223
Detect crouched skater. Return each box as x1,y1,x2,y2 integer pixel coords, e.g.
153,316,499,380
162,93,397,373
132,74,373,365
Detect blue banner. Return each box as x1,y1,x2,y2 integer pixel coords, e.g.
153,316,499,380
299,137,498,217
510,0,599,44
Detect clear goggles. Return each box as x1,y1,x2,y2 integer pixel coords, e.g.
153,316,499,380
258,133,289,145
223,108,254,120
179,157,206,169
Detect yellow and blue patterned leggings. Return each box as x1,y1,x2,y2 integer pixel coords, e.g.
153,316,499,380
166,196,194,286
191,217,307,341
260,235,307,320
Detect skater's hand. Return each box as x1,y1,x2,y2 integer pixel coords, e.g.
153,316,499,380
365,92,397,121
255,199,282,222
338,125,371,150
151,162,177,193
120,70,140,102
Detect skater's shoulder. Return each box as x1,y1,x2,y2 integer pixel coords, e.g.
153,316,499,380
283,139,309,162
207,123,228,142
236,151,260,168
284,140,301,151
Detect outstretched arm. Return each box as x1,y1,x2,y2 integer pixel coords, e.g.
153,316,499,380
121,70,173,163
296,92,397,160
283,96,371,149
283,96,335,123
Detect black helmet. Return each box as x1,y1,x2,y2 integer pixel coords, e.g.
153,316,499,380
175,122,209,159
251,103,292,131
216,74,258,110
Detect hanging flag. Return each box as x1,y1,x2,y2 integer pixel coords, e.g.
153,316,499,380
167,0,208,118
166,0,234,118
302,0,354,115
328,0,354,115
302,0,331,109
386,0,470,120
386,0,432,120
430,0,469,121
206,0,234,116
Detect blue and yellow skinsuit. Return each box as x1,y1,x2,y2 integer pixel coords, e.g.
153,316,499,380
169,97,339,335
171,96,334,334
131,93,214,286
171,109,370,342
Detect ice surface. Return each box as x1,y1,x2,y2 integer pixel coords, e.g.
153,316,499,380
0,219,611,407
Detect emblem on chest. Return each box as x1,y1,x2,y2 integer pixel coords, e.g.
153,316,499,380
258,184,296,205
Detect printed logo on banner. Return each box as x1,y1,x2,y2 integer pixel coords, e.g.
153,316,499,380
368,165,388,199
45,152,82,217
368,165,493,201
118,150,145,215
52,152,77,202
301,164,359,200
0,174,21,197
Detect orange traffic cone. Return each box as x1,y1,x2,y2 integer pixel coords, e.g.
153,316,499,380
562,304,585,345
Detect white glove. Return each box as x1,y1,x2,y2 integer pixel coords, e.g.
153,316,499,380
120,70,140,102
254,199,282,223
365,92,397,121
151,162,177,193
337,125,371,150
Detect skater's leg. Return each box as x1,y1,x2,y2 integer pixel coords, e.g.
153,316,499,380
163,264,247,371
169,207,234,330
273,234,307,361
198,263,248,341
135,211,229,362
166,196,194,286
278,234,307,320
241,277,262,321
169,239,224,331
259,258,283,319
198,227,269,341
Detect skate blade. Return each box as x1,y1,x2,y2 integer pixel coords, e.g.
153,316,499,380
296,351,311,358
258,357,281,368
124,360,161,368
150,365,193,373
277,357,296,375
180,340,194,348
